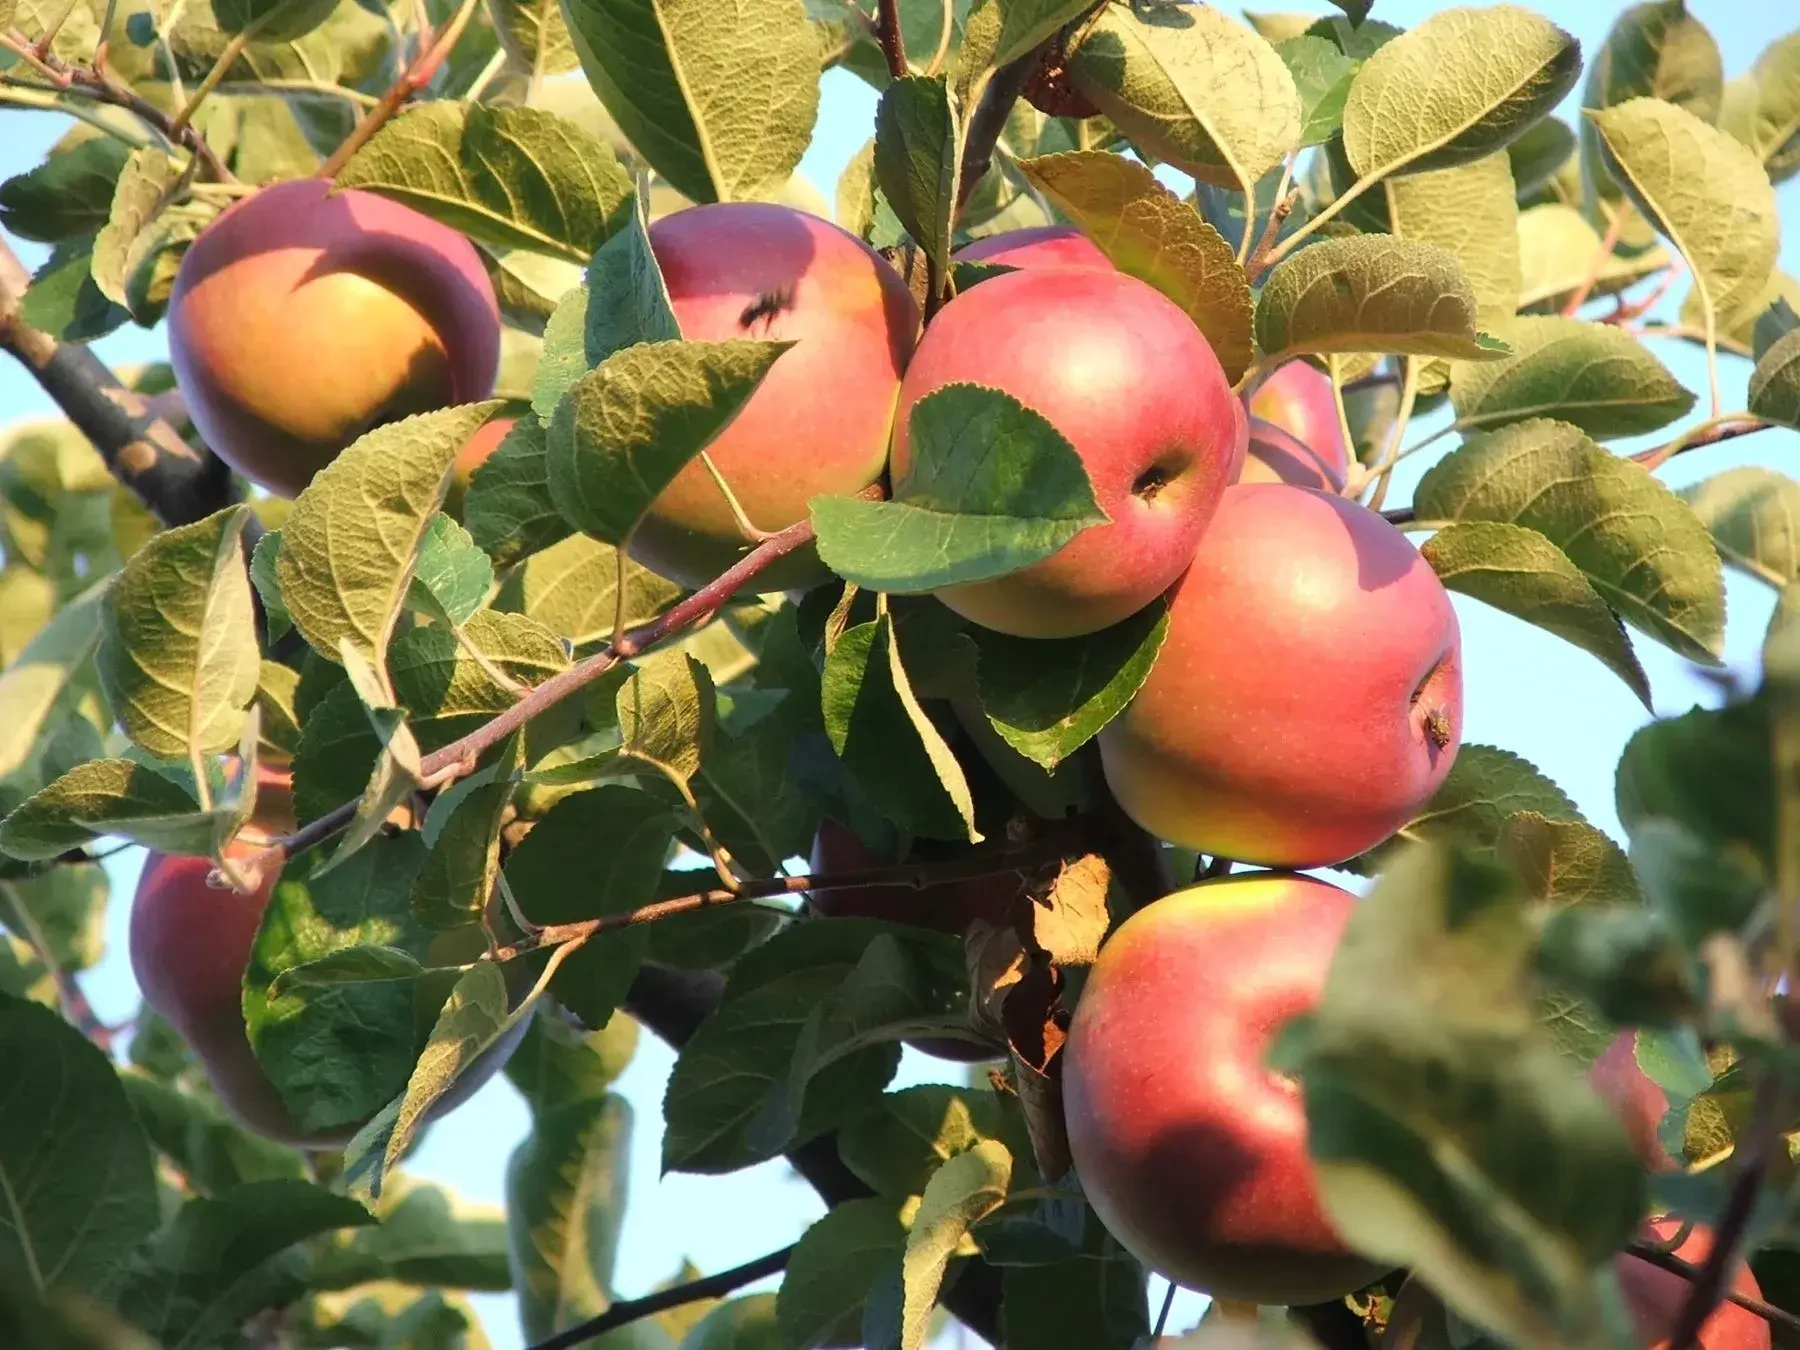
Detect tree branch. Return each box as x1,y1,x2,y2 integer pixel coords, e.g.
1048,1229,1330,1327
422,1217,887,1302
488,830,1083,962
260,508,841,867
875,0,908,80
524,1244,795,1350
1627,1240,1800,1338
0,32,236,183
0,238,238,526
956,54,1038,215
1631,416,1771,471
316,0,483,179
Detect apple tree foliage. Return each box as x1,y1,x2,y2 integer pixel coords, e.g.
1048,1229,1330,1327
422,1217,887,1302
0,0,1797,1347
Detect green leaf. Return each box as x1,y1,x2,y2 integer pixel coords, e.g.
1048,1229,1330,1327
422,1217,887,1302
559,0,821,204
0,582,103,782
1448,315,1695,438
776,1198,909,1350
405,513,493,629
1295,845,1645,1348
899,1139,1011,1350
489,0,579,78
243,833,434,1134
973,602,1167,770
1515,203,1670,314
1588,98,1780,356
1013,151,1254,384
464,417,571,570
380,962,514,1182
504,785,678,1027
388,610,570,754
1500,812,1642,910
249,530,290,644
1680,466,1800,585
1340,7,1580,179
1615,698,1772,866
334,102,633,261
811,384,1106,594
956,0,1092,96
213,0,339,39
507,1093,632,1341
323,642,423,874
96,505,259,760
116,1180,374,1348
0,759,226,861
495,534,683,648
1255,235,1510,363
411,777,514,931
874,76,958,270
1383,152,1521,331
821,614,978,842
278,403,504,667
546,340,790,545
17,240,129,342
1750,330,1800,430
616,649,714,786
119,1074,305,1197
504,1006,638,1112
1507,116,1576,195
0,863,107,973
310,1180,512,1292
584,183,682,370
1580,0,1724,203
1421,522,1650,707
1349,744,1582,875
837,1085,1005,1199
1720,29,1800,185
90,148,183,307
1274,34,1359,146
1001,1250,1149,1349
0,139,132,244
681,1293,780,1350
1413,418,1725,663
0,993,159,1298
1066,2,1300,192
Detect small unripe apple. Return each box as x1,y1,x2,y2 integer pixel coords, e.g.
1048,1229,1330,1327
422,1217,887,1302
1100,483,1462,868
808,820,1011,1062
952,225,1112,273
446,415,515,519
1239,362,1352,492
1064,873,1384,1304
892,267,1243,638
627,202,921,593
169,178,501,498
1616,1220,1770,1349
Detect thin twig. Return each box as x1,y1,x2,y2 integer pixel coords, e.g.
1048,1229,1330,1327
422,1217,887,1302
525,1245,795,1350
0,239,238,527
1242,158,1296,274
1631,416,1771,471
876,0,908,79
1666,1078,1782,1349
484,831,1081,962
316,0,482,179
1560,208,1626,319
1626,1240,1800,1337
0,31,236,183
260,506,849,866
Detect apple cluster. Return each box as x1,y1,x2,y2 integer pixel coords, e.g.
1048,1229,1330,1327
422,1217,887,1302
132,184,1741,1338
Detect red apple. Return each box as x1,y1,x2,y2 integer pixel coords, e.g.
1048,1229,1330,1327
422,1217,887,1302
1100,483,1462,868
629,202,920,592
891,267,1243,638
1240,361,1352,492
952,225,1113,273
169,178,500,498
1590,1031,1676,1172
1064,873,1383,1304
1616,1220,1770,1349
808,819,1012,1062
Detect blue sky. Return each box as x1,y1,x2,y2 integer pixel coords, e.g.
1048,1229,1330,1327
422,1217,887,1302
1,3,1797,1346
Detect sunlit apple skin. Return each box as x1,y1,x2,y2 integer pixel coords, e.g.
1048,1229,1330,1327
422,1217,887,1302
1239,361,1352,492
892,268,1243,638
952,225,1113,273
1590,1031,1676,1171
808,820,1011,1062
168,178,500,499
1100,483,1462,868
446,415,515,519
1064,874,1384,1304
130,771,518,1146
1617,1220,1770,1349
628,202,921,593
